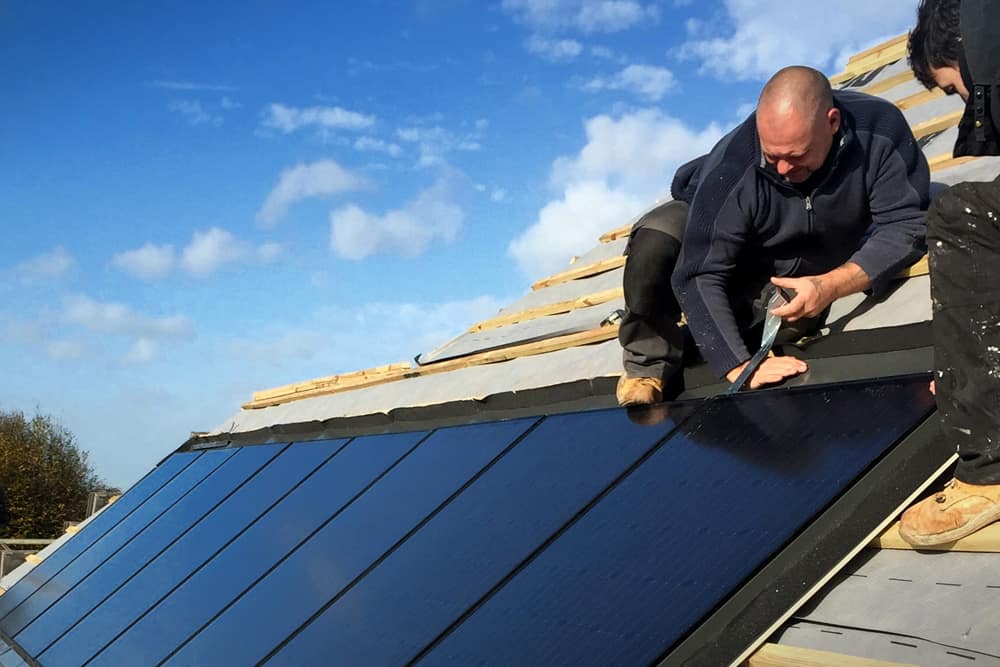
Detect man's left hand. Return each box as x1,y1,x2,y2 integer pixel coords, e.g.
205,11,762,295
769,275,831,321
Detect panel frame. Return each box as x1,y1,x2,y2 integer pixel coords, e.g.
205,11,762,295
658,399,952,666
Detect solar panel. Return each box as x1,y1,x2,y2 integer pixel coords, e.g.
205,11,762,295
0,451,200,618
87,431,426,666
0,377,947,666
162,418,540,665
414,377,936,666
14,445,285,656
263,404,690,665
36,442,333,665
0,450,234,636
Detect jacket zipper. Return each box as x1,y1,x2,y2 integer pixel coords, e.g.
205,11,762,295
805,194,814,234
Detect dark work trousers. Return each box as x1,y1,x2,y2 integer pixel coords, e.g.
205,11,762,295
618,200,689,380
618,200,823,381
927,175,1000,485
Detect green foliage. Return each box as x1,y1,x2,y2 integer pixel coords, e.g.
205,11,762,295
0,409,104,539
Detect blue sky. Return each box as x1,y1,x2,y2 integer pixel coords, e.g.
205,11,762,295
0,0,920,489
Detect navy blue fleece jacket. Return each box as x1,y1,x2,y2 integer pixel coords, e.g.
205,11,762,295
670,90,930,378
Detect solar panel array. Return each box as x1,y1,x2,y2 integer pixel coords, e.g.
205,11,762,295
0,376,934,666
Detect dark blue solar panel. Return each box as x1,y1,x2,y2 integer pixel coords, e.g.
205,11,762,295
0,452,199,618
87,432,427,667
37,442,335,665
415,377,935,665
0,450,232,637
163,418,539,665
264,405,687,666
15,444,287,657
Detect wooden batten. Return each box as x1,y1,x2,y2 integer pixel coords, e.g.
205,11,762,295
245,324,620,409
927,153,977,172
531,255,626,291
895,87,944,110
898,255,928,279
872,520,1000,552
860,70,914,97
750,642,919,667
910,109,965,140
830,37,908,85
468,288,623,333
599,223,634,243
847,33,909,67
252,362,414,403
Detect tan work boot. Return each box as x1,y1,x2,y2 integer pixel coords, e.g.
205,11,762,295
899,478,1000,546
616,375,663,406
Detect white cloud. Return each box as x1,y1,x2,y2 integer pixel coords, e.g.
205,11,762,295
525,34,583,61
491,188,508,202
678,0,916,80
168,99,222,126
64,295,193,340
330,177,463,260
228,329,328,366
256,242,285,263
181,228,249,275
590,45,625,62
509,182,643,278
126,338,160,364
502,0,658,33
147,80,238,92
354,136,403,157
256,159,369,226
47,340,87,362
310,271,330,288
396,125,482,167
12,246,74,281
113,234,276,279
582,64,676,101
227,295,506,370
509,109,723,277
111,243,175,280
261,103,375,134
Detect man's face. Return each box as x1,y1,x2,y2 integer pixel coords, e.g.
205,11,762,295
931,64,969,101
758,106,840,184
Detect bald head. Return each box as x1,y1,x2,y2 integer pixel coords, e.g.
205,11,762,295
756,66,840,184
758,66,833,119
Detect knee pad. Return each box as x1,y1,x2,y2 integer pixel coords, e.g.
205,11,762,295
624,228,681,316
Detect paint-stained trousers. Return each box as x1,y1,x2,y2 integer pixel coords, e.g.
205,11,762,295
928,175,1000,484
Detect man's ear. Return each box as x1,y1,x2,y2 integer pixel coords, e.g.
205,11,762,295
827,107,841,135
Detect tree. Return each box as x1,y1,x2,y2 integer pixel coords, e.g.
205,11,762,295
0,409,105,539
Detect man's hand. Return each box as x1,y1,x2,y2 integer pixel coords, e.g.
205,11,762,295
726,356,808,389
769,275,828,321
770,262,872,322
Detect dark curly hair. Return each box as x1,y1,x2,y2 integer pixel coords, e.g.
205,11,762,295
908,0,963,90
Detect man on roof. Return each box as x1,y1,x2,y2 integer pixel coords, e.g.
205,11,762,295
899,0,1000,547
616,66,930,406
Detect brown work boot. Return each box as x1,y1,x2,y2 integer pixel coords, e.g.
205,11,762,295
899,478,1000,546
616,375,663,406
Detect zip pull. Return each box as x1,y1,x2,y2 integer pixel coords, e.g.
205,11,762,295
805,195,813,212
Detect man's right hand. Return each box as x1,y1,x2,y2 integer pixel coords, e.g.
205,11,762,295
726,356,808,389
